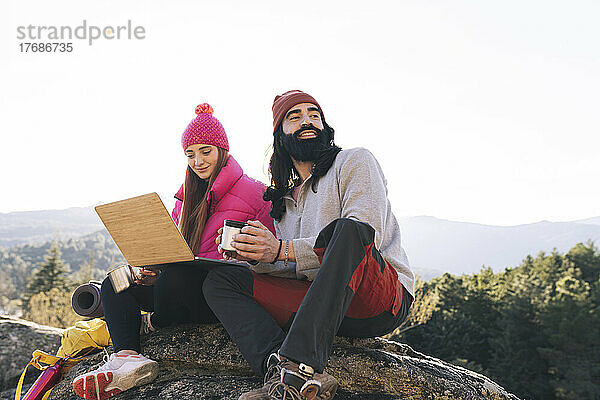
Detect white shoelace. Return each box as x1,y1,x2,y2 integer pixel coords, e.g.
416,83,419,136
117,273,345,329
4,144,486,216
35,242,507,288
96,352,145,372
96,353,120,372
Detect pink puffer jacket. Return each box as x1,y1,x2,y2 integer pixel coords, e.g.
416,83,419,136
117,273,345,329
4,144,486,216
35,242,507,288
171,155,275,259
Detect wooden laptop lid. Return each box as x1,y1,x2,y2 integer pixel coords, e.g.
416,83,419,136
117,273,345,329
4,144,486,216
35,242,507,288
95,193,195,267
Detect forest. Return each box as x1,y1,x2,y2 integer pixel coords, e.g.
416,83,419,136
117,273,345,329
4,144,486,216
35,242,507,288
0,233,598,400
388,241,599,400
0,230,124,316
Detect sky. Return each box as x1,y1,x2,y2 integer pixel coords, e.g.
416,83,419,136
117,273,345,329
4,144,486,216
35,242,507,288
1,0,599,226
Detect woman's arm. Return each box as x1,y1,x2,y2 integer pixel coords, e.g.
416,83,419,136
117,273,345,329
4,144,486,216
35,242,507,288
171,199,183,226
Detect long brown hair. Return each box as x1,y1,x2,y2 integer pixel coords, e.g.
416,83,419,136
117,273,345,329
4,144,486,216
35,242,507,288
178,147,229,254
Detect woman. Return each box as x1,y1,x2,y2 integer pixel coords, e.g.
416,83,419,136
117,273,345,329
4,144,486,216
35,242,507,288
72,103,274,400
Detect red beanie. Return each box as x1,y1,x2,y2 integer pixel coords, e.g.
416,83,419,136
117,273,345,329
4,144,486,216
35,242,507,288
181,103,229,151
272,90,324,134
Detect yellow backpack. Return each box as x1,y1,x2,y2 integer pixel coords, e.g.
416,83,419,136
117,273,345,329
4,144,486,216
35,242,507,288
15,319,112,400
56,318,112,358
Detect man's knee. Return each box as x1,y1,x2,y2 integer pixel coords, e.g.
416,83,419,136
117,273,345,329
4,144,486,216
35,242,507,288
316,218,376,250
335,218,374,240
329,217,362,231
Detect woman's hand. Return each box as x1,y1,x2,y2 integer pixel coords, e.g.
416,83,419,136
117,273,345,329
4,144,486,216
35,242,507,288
216,221,280,263
134,267,160,286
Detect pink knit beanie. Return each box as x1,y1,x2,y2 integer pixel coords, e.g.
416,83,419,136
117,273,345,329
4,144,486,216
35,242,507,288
181,103,229,151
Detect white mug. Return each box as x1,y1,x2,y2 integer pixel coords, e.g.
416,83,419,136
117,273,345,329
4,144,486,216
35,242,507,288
221,219,248,252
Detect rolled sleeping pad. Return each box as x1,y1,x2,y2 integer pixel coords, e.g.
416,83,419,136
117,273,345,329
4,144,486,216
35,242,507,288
71,281,104,318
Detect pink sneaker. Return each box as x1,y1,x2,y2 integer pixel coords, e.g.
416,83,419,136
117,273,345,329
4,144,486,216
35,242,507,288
72,353,158,400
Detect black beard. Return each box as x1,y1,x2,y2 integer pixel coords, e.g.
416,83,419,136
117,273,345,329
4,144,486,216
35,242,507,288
281,126,331,162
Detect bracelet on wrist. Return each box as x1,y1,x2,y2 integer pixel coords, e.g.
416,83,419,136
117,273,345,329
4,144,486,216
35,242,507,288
271,239,283,264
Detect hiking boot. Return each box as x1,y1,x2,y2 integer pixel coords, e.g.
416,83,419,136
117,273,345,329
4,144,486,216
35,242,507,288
269,364,338,400
239,354,338,400
239,353,283,399
72,353,158,400
140,312,156,335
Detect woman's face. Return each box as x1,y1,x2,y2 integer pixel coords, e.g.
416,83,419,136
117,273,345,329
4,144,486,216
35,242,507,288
185,144,219,180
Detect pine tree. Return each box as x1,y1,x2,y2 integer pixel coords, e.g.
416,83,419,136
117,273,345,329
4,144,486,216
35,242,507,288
23,242,70,310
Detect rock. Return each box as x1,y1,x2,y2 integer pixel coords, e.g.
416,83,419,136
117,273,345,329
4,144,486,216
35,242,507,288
0,315,64,393
1,317,520,400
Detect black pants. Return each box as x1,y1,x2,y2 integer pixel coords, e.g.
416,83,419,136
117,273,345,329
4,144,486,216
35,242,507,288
202,218,413,376
101,264,218,353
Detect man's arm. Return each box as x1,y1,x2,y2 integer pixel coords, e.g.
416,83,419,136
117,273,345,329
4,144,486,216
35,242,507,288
222,149,391,278
293,148,390,278
338,148,388,248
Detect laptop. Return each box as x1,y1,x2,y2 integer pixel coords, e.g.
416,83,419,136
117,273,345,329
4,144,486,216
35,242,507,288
95,192,240,269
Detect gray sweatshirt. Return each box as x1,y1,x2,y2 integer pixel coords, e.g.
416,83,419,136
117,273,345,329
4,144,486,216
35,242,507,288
250,147,414,299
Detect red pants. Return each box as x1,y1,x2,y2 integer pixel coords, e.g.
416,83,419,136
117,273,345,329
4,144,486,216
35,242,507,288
252,241,406,328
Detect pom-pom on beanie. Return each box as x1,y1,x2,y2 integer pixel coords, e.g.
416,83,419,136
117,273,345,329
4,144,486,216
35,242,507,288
271,90,324,134
181,103,229,151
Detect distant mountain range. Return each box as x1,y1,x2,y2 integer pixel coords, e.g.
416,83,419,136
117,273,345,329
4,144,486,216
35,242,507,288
1,207,599,280
0,207,103,247
575,216,600,225
399,216,600,279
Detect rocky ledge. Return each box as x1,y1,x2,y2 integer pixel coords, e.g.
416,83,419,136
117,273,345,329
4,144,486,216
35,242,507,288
0,315,64,393
1,316,520,400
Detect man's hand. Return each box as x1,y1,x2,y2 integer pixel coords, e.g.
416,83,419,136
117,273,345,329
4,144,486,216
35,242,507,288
216,221,279,263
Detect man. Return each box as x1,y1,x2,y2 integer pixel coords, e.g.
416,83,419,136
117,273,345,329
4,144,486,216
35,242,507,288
204,90,414,400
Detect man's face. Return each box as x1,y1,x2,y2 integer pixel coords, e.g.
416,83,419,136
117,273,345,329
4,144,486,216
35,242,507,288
282,102,324,137
280,103,329,162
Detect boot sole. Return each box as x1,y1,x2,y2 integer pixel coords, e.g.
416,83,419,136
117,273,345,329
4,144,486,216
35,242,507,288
73,361,158,400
